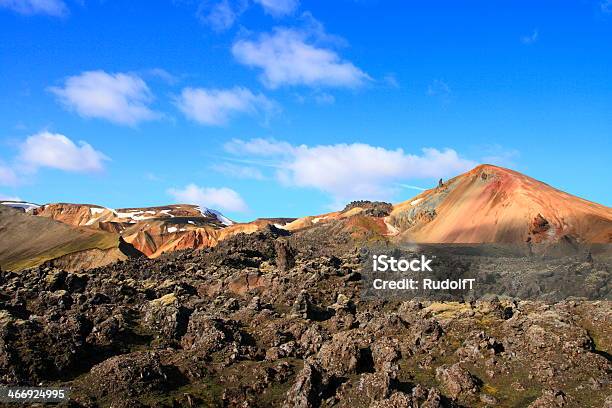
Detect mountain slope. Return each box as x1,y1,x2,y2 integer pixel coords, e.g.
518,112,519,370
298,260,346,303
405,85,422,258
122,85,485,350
33,203,232,228
389,164,612,244
31,203,291,258
0,205,140,271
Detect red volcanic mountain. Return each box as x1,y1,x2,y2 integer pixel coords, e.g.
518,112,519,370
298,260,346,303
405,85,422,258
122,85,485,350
388,164,612,244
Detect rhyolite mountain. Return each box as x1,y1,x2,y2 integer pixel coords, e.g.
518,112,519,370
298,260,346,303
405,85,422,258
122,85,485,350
389,164,612,244
1,164,611,271
284,164,612,245
30,203,293,258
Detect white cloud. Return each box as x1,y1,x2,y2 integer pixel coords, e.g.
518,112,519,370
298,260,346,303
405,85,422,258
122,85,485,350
197,0,247,31
49,70,158,126
225,139,476,203
0,163,18,186
195,0,296,30
168,184,248,212
253,0,299,16
521,29,539,45
232,27,370,89
176,87,276,126
0,0,67,17
18,131,109,172
211,163,265,180
224,137,294,156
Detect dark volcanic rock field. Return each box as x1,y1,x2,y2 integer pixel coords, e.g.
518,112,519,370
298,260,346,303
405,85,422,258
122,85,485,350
0,225,610,407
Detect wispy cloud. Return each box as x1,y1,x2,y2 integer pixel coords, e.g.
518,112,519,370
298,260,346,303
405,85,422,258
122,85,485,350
253,0,299,16
197,0,248,32
480,144,520,168
0,0,68,17
232,20,370,89
601,0,612,13
224,138,476,204
145,172,164,182
168,184,248,212
521,29,539,45
397,184,426,191
427,79,452,104
195,0,298,31
49,71,159,126
383,74,400,89
175,87,277,126
145,68,179,85
211,163,266,180
0,163,18,186
314,92,335,105
224,138,294,156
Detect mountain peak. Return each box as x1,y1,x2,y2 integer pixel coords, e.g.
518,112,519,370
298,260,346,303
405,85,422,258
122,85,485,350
391,166,612,244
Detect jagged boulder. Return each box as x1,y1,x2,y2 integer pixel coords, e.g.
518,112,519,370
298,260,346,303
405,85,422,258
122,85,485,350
142,293,191,342
283,362,329,408
85,351,179,399
435,363,480,399
275,240,296,271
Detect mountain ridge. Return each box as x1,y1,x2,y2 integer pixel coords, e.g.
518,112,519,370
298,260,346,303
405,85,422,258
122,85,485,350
2,164,611,270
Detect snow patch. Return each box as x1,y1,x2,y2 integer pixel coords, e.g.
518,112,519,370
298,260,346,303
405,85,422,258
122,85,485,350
196,206,233,226
115,211,137,219
1,201,40,212
167,227,178,233
90,207,105,215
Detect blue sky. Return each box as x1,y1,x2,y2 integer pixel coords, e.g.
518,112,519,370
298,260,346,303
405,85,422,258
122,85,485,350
1,0,611,221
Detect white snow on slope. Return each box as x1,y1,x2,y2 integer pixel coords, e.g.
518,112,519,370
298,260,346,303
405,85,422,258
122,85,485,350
1,201,40,212
196,206,233,226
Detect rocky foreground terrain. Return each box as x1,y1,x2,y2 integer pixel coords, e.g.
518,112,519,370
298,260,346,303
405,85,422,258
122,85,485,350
0,225,610,407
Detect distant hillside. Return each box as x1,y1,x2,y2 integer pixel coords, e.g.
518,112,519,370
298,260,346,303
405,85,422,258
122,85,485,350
30,203,292,258
0,205,141,271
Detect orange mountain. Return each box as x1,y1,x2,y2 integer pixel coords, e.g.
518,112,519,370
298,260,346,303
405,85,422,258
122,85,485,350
389,164,612,244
